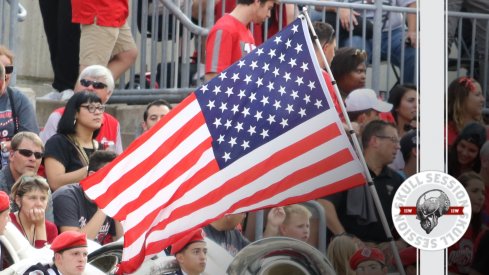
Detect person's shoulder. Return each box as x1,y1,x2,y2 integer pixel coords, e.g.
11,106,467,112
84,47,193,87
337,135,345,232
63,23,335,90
52,183,81,199
9,87,30,101
103,112,120,124
22,262,54,275
212,14,240,32
45,133,68,146
383,166,404,183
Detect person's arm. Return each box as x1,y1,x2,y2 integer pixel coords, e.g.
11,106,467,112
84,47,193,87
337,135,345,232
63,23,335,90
113,220,124,241
60,209,107,241
44,157,87,191
317,198,345,235
205,72,218,82
285,4,298,24
263,207,286,237
406,2,417,47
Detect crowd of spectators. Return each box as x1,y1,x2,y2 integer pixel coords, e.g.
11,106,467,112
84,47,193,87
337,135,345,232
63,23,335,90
3,0,487,274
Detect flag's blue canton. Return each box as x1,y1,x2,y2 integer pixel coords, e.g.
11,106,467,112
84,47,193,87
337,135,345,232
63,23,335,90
195,19,330,168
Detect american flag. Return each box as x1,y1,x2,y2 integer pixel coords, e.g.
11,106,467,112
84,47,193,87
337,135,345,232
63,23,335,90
81,17,365,273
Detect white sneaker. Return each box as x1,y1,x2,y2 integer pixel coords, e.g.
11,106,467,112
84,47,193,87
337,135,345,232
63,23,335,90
39,91,62,100
60,89,74,101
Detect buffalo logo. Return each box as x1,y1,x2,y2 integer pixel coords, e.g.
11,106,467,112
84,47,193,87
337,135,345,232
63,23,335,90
415,190,450,234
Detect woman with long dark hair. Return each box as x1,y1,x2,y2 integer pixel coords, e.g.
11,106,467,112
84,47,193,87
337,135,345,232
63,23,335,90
44,92,103,191
388,84,417,138
448,122,486,178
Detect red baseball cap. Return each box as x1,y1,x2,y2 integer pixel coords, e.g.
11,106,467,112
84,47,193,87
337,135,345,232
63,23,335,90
350,247,385,270
50,231,87,253
0,191,9,212
170,228,205,255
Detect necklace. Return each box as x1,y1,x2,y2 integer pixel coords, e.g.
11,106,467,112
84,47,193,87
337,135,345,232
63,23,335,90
17,212,36,246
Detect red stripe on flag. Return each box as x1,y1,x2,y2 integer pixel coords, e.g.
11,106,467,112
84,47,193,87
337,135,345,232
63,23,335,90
121,122,342,246
142,172,365,257
81,94,197,191
145,147,359,242
93,111,206,211
112,136,214,221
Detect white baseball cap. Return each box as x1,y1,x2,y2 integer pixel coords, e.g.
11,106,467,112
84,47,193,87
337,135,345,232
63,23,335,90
345,88,393,113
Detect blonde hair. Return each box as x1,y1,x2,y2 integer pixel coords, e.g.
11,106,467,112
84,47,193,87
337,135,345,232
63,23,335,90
283,204,312,224
327,235,357,275
0,45,14,63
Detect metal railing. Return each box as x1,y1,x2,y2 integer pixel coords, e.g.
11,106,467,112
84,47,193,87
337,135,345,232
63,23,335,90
252,200,327,255
447,10,489,106
0,0,27,86
111,0,417,104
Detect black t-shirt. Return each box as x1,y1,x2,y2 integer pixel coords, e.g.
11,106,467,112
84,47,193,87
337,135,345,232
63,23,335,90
326,166,403,243
44,134,96,172
53,183,116,244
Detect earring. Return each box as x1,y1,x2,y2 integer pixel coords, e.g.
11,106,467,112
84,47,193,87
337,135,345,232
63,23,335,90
74,119,77,126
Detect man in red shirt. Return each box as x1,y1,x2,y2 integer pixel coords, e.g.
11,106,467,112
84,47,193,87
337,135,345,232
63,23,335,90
71,0,138,80
205,0,277,81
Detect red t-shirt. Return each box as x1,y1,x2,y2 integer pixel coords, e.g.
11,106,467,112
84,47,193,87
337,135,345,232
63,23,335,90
206,14,256,74
71,0,128,27
448,225,486,274
213,1,289,46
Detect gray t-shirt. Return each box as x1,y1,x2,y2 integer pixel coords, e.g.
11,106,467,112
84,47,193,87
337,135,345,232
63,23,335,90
0,87,39,140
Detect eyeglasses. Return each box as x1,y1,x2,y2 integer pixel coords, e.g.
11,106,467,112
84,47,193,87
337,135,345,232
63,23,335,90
16,149,44,159
80,79,107,89
17,174,49,188
80,104,105,113
4,65,13,75
376,135,400,144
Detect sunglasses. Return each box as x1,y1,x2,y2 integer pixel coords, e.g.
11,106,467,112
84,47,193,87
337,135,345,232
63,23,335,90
5,65,13,75
80,104,105,113
80,79,107,89
16,149,44,159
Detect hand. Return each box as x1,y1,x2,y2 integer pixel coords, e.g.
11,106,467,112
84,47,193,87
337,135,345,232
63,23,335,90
350,122,361,136
27,208,45,225
267,207,286,227
338,8,360,31
406,31,417,48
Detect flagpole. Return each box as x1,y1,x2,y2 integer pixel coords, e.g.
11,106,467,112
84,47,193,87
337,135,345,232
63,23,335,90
298,6,406,275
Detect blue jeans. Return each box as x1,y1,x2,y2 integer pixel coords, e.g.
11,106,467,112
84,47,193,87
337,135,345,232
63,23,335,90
340,28,417,85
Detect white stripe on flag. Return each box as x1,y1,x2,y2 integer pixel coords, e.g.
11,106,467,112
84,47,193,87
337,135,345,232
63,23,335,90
102,124,212,215
122,111,361,259
122,109,337,232
85,99,202,200
124,148,215,227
